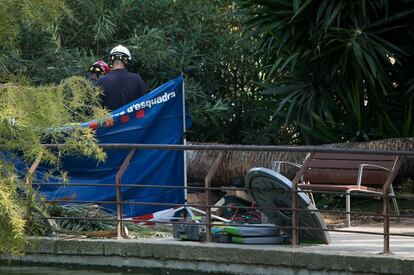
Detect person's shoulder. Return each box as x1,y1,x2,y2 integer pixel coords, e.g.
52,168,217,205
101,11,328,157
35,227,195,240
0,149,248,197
96,72,112,85
126,71,143,80
126,70,138,76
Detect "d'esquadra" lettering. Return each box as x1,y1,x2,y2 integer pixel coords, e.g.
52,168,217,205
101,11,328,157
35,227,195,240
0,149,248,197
112,91,176,117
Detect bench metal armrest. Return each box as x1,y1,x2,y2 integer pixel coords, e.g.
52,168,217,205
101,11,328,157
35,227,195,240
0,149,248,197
357,164,391,188
272,161,302,173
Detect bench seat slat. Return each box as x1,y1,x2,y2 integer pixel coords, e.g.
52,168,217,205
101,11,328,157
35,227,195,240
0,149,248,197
303,169,389,185
313,153,397,161
298,184,382,193
308,159,395,170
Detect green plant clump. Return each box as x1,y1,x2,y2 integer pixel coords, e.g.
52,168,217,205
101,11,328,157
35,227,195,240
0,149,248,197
0,159,26,255
239,0,414,144
0,75,107,254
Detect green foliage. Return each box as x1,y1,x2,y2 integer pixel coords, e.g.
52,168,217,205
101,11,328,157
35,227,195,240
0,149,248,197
0,2,78,254
0,76,107,254
57,0,291,144
239,0,414,143
0,0,70,51
0,0,299,145
0,159,26,254
48,204,115,232
0,76,106,163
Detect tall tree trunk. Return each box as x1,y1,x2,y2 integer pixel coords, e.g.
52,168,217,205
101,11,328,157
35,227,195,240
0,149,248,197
187,138,414,186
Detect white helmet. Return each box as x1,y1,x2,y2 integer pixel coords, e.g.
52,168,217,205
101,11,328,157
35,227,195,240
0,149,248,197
109,44,131,61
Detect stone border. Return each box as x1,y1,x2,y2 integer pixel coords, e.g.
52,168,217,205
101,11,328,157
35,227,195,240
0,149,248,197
1,237,413,274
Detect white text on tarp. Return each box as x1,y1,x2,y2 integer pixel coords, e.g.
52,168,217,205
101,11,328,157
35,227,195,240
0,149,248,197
112,91,176,117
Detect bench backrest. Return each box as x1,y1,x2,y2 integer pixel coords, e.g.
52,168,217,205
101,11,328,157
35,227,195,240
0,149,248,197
302,153,399,187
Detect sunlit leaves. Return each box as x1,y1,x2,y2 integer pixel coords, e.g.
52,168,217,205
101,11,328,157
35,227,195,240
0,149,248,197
0,0,70,51
0,76,107,254
0,158,26,255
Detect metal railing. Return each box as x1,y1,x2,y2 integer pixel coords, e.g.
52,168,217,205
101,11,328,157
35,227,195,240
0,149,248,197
24,143,414,255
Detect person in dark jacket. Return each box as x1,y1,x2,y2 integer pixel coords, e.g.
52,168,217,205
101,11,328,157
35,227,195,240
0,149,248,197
96,45,147,111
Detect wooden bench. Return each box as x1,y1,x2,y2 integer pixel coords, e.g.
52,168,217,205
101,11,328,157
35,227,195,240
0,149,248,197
273,152,401,227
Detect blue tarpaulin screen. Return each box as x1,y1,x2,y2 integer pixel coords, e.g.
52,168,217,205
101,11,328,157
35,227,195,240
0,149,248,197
9,76,188,218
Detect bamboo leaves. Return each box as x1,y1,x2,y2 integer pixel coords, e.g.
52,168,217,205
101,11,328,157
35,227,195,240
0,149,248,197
0,76,107,254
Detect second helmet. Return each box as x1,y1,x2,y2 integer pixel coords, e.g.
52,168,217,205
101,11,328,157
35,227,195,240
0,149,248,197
88,60,110,75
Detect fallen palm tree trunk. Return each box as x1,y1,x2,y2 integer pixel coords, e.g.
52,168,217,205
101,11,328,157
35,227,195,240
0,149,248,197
187,138,414,186
187,146,305,186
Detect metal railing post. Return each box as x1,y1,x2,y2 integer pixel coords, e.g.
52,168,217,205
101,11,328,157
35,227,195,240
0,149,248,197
204,151,224,242
290,153,313,247
383,190,390,254
25,154,42,233
346,190,351,227
115,149,136,239
292,181,299,246
381,158,400,255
